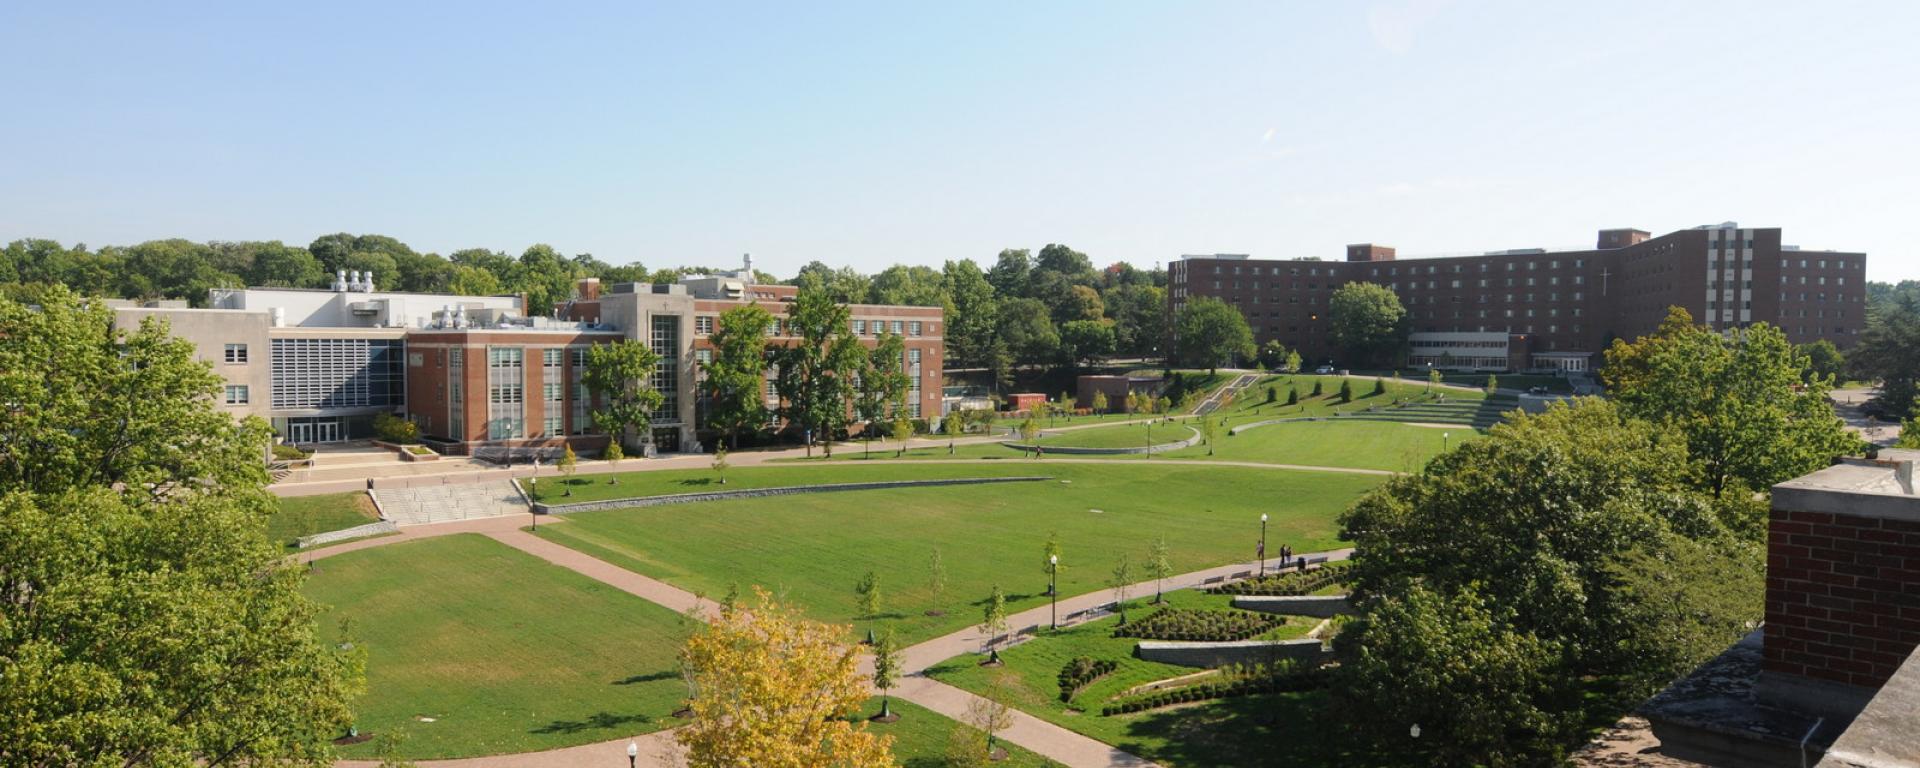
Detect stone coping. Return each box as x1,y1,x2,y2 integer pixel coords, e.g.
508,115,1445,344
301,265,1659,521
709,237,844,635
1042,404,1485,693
533,475,1053,515
1003,426,1201,456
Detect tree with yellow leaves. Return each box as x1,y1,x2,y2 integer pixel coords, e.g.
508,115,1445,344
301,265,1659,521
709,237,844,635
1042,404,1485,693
675,587,894,768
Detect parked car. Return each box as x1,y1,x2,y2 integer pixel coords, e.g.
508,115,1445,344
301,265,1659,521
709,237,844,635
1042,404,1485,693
1527,386,1549,395
1314,365,1335,374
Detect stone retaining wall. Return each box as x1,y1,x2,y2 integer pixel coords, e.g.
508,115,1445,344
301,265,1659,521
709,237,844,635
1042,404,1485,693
1003,426,1200,456
535,476,1052,515
1134,638,1332,668
296,520,399,549
1231,595,1356,618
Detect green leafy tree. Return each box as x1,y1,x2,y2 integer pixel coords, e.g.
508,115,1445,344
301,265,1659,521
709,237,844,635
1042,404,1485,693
1041,531,1064,593
872,628,902,720
1155,396,1171,415
0,288,361,765
1019,416,1041,450
855,570,883,619
942,259,1000,368
980,585,1009,653
711,446,730,484
1175,297,1255,373
1850,293,1920,416
928,548,948,615
557,443,577,494
1145,537,1173,603
1485,374,1499,394
1604,308,1860,497
1107,555,1134,625
582,339,664,452
1330,584,1571,765
603,441,624,483
891,414,914,457
855,332,909,456
1058,319,1115,369
1200,415,1217,455
1328,282,1410,367
1797,340,1845,384
995,297,1059,367
704,303,773,449
942,410,965,454
1428,367,1443,393
1091,390,1109,414
776,290,866,458
1284,349,1302,373
1610,531,1766,690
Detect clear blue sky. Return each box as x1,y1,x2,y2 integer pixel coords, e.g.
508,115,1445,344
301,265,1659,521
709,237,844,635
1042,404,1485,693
3,2,1915,280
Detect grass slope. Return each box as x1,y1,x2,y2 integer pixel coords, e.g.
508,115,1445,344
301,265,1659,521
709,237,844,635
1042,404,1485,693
926,590,1332,767
304,534,694,759
860,699,1061,767
534,462,1381,645
269,491,377,548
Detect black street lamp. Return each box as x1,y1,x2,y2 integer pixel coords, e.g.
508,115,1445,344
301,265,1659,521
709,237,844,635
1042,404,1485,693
1048,554,1059,630
528,475,538,531
1259,513,1269,577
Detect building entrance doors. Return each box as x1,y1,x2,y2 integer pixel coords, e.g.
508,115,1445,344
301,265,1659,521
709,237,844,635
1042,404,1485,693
287,418,344,444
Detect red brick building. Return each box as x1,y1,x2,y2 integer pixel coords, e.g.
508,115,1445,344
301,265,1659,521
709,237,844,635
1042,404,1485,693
1169,223,1867,372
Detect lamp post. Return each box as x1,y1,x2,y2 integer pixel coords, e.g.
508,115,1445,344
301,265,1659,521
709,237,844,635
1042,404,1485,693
528,475,537,531
1442,432,1450,452
1145,420,1153,459
1259,513,1269,577
627,739,638,767
1410,723,1421,739
1048,554,1059,630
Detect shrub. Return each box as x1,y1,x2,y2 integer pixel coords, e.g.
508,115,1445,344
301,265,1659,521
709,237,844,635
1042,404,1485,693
1210,561,1352,596
1100,666,1331,715
1057,656,1118,702
1112,607,1280,642
270,443,309,460
372,413,419,444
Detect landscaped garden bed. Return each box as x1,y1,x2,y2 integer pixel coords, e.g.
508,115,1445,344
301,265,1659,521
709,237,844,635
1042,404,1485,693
1100,662,1331,715
1058,656,1118,702
1211,561,1352,596
1112,607,1280,642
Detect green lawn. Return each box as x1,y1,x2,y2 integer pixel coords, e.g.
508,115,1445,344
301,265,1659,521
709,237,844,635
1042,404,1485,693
534,462,1381,645
269,491,377,548
860,699,1060,767
531,461,1050,503
303,534,695,759
1164,419,1480,471
1033,422,1194,450
925,589,1334,767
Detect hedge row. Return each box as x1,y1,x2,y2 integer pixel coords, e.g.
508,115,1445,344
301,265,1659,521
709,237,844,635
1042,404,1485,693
1099,666,1331,716
1112,607,1280,642
1210,561,1352,596
1058,656,1118,702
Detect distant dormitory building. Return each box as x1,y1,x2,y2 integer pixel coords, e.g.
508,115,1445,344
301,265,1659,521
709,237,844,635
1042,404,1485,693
109,257,943,454
1168,223,1867,373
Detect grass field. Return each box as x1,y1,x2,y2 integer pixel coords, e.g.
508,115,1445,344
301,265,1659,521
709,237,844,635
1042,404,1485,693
925,589,1332,767
1032,422,1194,450
534,462,1382,645
860,699,1061,767
304,534,694,759
1165,419,1478,471
530,461,1052,503
269,491,377,548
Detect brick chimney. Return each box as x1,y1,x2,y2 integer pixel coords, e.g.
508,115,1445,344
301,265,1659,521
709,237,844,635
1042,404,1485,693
1761,450,1920,720
577,277,602,301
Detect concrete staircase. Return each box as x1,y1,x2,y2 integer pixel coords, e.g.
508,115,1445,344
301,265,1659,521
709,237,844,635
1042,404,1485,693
1335,397,1516,429
374,480,529,526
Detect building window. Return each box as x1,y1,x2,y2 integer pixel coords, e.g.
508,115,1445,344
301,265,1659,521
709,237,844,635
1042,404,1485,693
651,315,680,423
544,348,563,369
450,348,464,369
270,338,405,410
909,321,922,336
449,376,464,440
891,320,903,334
224,385,249,405
695,315,715,335
571,382,589,435
486,346,525,440
543,381,564,437
570,347,586,368
224,343,248,364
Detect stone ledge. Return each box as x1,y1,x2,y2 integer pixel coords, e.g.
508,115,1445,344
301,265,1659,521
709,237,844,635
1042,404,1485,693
1135,638,1331,668
296,519,399,548
1231,595,1356,618
1003,426,1200,455
535,476,1053,515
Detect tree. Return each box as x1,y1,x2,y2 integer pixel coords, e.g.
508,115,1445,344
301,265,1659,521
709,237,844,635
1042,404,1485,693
942,259,999,369
995,297,1059,366
1798,340,1846,384
980,585,1009,654
1328,282,1409,367
1284,349,1303,374
1604,308,1860,497
855,332,908,457
1091,390,1109,414
1485,374,1499,394
1372,376,1388,397
986,249,1032,299
1019,416,1041,451
1155,396,1171,415
582,340,664,452
0,288,361,765
1337,379,1353,403
705,303,773,449
1200,416,1217,455
1330,584,1571,765
1258,340,1290,370
557,443,577,495
1058,319,1115,369
1428,367,1443,393
871,628,902,722
855,570,883,619
1145,538,1173,603
676,587,894,768
1103,283,1168,359
928,548,948,616
892,414,914,457
712,446,730,485
776,290,865,458
1850,293,1920,416
1312,380,1324,397
1286,387,1298,406
965,673,1017,762
603,441,624,483
1175,297,1255,373
942,410,965,455
1108,555,1134,624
